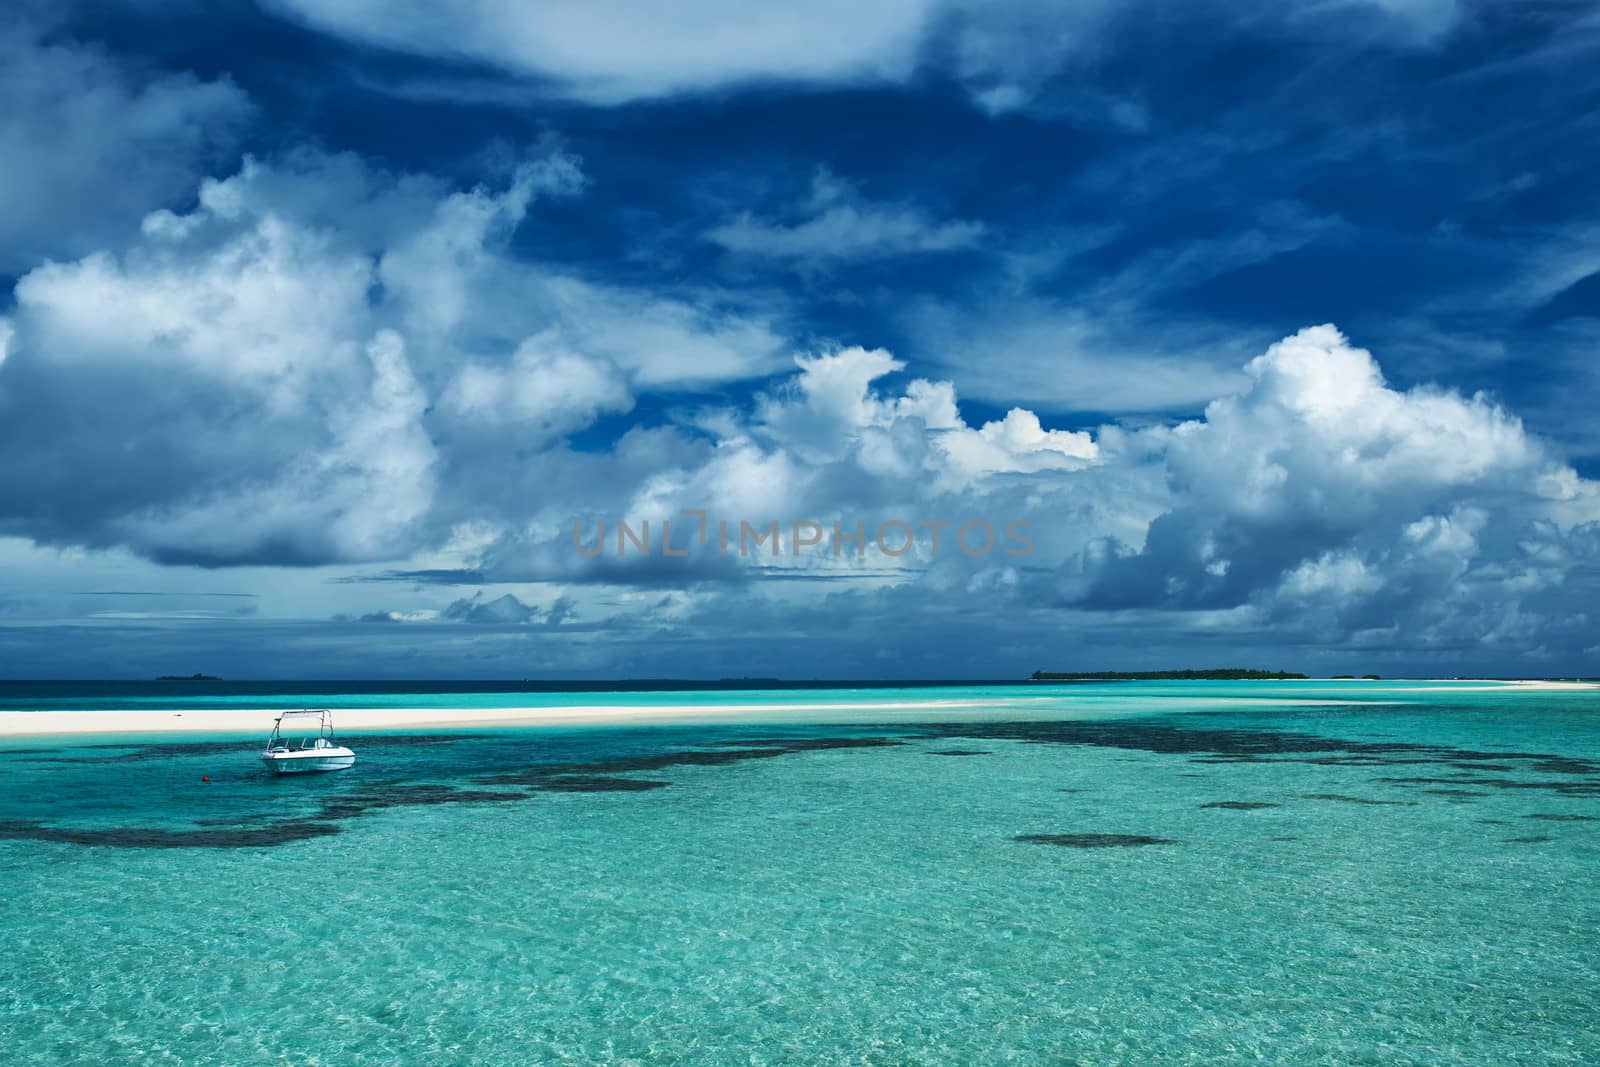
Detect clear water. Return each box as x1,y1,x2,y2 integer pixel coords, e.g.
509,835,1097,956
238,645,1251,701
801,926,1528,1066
2,682,1597,1064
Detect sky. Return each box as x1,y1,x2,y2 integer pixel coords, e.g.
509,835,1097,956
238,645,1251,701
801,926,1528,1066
1,0,1598,679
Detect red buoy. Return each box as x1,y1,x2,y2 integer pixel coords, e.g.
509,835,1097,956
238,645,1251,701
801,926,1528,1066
202,775,210,782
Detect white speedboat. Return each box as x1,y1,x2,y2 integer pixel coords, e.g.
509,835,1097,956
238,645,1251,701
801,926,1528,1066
260,709,355,774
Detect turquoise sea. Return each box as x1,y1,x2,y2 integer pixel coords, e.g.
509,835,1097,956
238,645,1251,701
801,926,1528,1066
1,680,1597,1064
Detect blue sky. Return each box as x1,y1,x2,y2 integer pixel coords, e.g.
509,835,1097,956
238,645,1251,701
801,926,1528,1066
1,0,1598,678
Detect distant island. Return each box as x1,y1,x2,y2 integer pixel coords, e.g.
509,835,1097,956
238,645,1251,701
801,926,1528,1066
1030,669,1308,681
155,673,222,681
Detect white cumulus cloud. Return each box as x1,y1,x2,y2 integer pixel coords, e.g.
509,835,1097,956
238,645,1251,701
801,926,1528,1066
0,148,786,564
1065,325,1599,626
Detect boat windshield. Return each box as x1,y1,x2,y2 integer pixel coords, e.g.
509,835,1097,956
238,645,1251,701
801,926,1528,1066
267,735,320,750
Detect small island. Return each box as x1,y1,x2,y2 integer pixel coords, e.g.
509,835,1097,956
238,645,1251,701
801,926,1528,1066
1030,669,1308,681
155,673,222,681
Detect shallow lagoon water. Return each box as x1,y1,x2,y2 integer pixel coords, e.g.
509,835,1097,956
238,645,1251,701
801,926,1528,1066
2,682,1597,1064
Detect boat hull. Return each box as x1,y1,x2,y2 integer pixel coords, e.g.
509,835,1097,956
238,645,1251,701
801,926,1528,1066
260,751,355,774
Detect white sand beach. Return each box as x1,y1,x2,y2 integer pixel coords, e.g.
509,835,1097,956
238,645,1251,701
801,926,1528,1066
1402,680,1598,692
0,680,1590,738
0,699,1001,738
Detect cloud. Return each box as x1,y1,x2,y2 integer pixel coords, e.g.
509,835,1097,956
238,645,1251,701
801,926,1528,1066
2,94,1594,668
939,408,1098,485
527,277,790,389
754,347,1096,488
4,0,1597,677
425,591,578,626
375,153,587,338
263,0,931,104
258,1,1474,110
545,595,578,626
1062,325,1599,624
893,199,1348,416
19,262,1589,666
3,183,431,564
0,149,789,566
443,336,633,437
442,592,541,625
450,325,1589,670
903,297,1255,414
383,344,1106,591
706,170,984,268
6,323,1599,677
0,10,251,272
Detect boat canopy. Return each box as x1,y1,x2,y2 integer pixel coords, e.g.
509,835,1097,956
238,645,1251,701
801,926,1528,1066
268,709,336,737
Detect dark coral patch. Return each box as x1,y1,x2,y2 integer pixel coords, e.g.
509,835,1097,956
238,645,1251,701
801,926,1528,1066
1299,793,1418,806
479,737,903,787
1376,775,1600,797
703,737,906,752
1479,779,1600,796
318,786,529,819
521,735,905,787
3,732,910,851
0,817,341,849
193,814,275,827
927,750,990,757
1524,813,1599,822
1014,833,1177,848
1504,835,1553,844
1200,801,1279,810
528,776,670,792
1528,758,1596,775
922,720,1600,789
